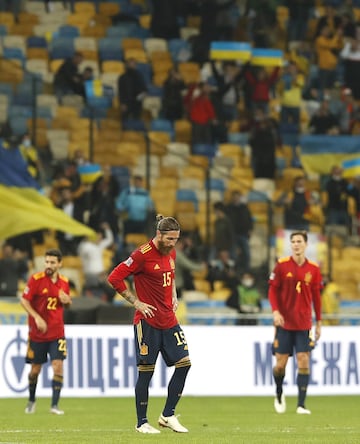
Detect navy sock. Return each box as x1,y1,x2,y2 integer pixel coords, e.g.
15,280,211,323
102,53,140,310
273,367,285,402
163,360,191,417
28,374,38,402
135,365,154,427
297,368,310,407
51,374,63,407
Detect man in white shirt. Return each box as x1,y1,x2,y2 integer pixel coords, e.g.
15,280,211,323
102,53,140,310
78,223,115,301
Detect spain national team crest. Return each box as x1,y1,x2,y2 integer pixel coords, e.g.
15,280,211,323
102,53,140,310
304,272,312,284
169,258,175,269
140,344,148,355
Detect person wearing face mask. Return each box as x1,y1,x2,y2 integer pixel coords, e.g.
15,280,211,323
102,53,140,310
276,176,315,231
226,271,262,325
19,132,43,184
324,165,351,229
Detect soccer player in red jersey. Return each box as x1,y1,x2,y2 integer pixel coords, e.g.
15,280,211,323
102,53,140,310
108,215,191,434
20,249,72,415
268,231,322,415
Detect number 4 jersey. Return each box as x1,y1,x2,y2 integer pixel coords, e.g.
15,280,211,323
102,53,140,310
108,239,178,330
23,271,70,342
268,256,322,330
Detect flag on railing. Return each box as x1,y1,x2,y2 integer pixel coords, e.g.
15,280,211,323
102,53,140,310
78,163,103,184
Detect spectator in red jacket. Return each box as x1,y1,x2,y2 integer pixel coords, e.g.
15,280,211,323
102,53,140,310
245,65,280,112
188,82,218,145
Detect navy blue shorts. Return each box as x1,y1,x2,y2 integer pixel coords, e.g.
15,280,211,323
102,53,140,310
272,327,315,356
25,338,67,364
134,320,190,367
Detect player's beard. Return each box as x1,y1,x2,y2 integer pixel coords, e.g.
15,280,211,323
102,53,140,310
45,268,55,276
157,240,174,256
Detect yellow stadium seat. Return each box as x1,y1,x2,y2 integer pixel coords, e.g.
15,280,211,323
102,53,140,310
101,60,124,74
174,119,192,144
139,14,151,29
82,24,106,38
122,37,143,51
148,131,170,155
178,62,201,84
74,2,96,15
124,48,148,63
0,12,15,27
26,47,48,60
18,11,39,24
99,2,120,16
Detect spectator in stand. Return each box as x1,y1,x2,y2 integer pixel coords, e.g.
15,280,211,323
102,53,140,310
340,38,360,100
347,175,360,233
175,235,206,299
248,108,279,180
53,52,84,103
188,82,219,146
210,61,244,124
278,61,304,127
226,270,262,325
19,132,44,185
245,0,277,48
315,4,342,37
225,190,253,272
337,88,359,134
118,58,147,121
324,165,351,229
150,0,183,39
78,222,115,302
211,201,234,261
276,176,323,231
55,186,86,256
116,175,155,237
0,243,29,297
244,64,280,112
308,99,340,134
88,165,120,239
339,11,357,39
162,68,187,121
207,249,238,293
285,0,314,43
315,25,343,95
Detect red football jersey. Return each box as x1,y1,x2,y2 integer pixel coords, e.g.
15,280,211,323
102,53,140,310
268,256,322,330
23,271,70,342
108,240,178,329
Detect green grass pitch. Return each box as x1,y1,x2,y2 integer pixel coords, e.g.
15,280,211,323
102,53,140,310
1,396,359,444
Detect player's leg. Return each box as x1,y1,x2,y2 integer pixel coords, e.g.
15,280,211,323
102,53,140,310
49,338,67,414
25,340,46,413
295,330,314,414
158,324,190,432
272,327,292,413
134,321,160,433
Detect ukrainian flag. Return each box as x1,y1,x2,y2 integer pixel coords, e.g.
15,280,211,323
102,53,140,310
210,42,252,62
342,157,360,178
300,135,360,175
0,142,96,240
85,79,104,98
78,163,103,184
251,48,284,67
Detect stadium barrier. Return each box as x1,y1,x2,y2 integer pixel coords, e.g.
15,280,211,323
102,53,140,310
1,325,359,398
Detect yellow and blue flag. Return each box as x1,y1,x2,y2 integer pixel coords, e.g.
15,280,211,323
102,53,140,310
0,142,96,240
300,135,360,176
78,163,103,184
251,48,284,67
342,157,360,178
210,42,252,62
85,79,104,98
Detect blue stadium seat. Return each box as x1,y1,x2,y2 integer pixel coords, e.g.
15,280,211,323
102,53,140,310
206,178,226,192
58,25,81,38
176,189,198,210
87,96,112,109
146,84,163,97
9,104,32,118
137,62,152,86
99,48,123,62
49,37,75,60
122,119,146,131
98,37,123,61
0,83,14,102
27,36,48,48
9,117,28,136
0,24,8,36
150,118,174,138
106,24,139,38
111,165,131,190
80,107,108,120
247,190,269,202
227,132,249,145
168,38,191,62
192,143,217,159
3,47,26,67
